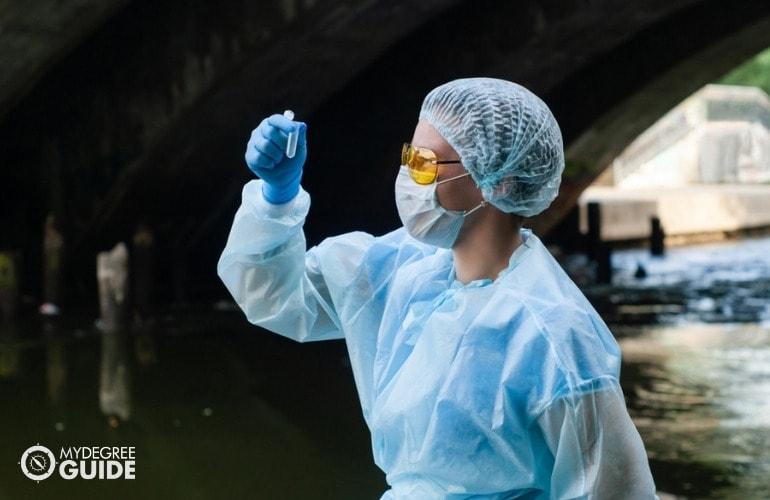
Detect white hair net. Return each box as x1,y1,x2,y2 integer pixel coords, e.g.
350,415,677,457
419,77,565,217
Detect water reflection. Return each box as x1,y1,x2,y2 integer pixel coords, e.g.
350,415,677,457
44,322,67,407
98,326,132,425
0,312,385,499
617,322,770,498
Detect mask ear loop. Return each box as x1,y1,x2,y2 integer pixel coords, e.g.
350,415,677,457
463,200,487,216
435,171,488,215
436,172,471,185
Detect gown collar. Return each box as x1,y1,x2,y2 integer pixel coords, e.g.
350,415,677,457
446,227,535,289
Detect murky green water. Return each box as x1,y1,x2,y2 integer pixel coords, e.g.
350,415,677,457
617,322,770,499
0,312,386,499
2,236,769,499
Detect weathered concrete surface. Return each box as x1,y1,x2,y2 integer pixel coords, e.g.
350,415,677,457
0,0,128,120
611,85,770,188
557,13,770,240
578,184,770,241
2,0,770,300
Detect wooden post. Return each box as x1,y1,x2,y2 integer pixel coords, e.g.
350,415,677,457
97,243,130,331
132,224,154,323
586,202,612,282
650,216,665,256
586,201,602,261
131,224,158,367
596,242,613,284
96,243,132,425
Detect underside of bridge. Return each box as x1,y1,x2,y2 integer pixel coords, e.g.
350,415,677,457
2,0,770,304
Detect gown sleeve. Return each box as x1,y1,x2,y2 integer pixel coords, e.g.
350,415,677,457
535,378,660,499
216,179,375,342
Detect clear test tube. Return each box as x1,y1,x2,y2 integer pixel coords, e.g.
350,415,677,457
283,110,298,159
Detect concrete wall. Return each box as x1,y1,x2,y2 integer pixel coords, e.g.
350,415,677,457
579,185,770,240
613,85,770,188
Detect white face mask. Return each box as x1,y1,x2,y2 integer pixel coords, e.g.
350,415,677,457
395,165,486,248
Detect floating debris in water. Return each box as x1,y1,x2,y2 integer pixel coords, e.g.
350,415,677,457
39,303,60,316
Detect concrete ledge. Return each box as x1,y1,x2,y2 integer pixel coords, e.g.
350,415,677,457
578,184,770,240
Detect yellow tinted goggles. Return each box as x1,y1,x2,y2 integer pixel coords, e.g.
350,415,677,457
401,143,463,185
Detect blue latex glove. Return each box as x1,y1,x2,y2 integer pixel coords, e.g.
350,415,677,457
244,114,308,204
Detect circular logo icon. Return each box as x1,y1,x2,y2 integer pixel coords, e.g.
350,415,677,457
19,444,56,482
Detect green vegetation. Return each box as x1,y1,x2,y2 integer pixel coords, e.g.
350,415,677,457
717,46,770,95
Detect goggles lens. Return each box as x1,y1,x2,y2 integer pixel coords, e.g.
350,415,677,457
401,143,438,185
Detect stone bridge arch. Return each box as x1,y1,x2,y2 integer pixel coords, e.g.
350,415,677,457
2,0,769,299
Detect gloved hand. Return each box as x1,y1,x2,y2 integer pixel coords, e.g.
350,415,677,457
245,113,308,204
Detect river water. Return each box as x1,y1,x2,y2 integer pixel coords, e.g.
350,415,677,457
585,235,770,498
1,235,768,498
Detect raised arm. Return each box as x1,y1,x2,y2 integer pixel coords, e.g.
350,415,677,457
217,114,374,342
219,179,367,341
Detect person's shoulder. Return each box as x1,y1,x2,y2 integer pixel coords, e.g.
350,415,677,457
520,288,620,377
501,231,613,337
318,226,433,255
498,297,622,421
313,226,439,287
356,226,441,264
494,235,622,383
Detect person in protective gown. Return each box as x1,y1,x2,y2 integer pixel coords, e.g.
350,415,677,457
217,77,660,499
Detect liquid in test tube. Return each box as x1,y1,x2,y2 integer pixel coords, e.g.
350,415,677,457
283,110,298,159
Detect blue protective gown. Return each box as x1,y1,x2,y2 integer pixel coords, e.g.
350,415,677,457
217,180,660,499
